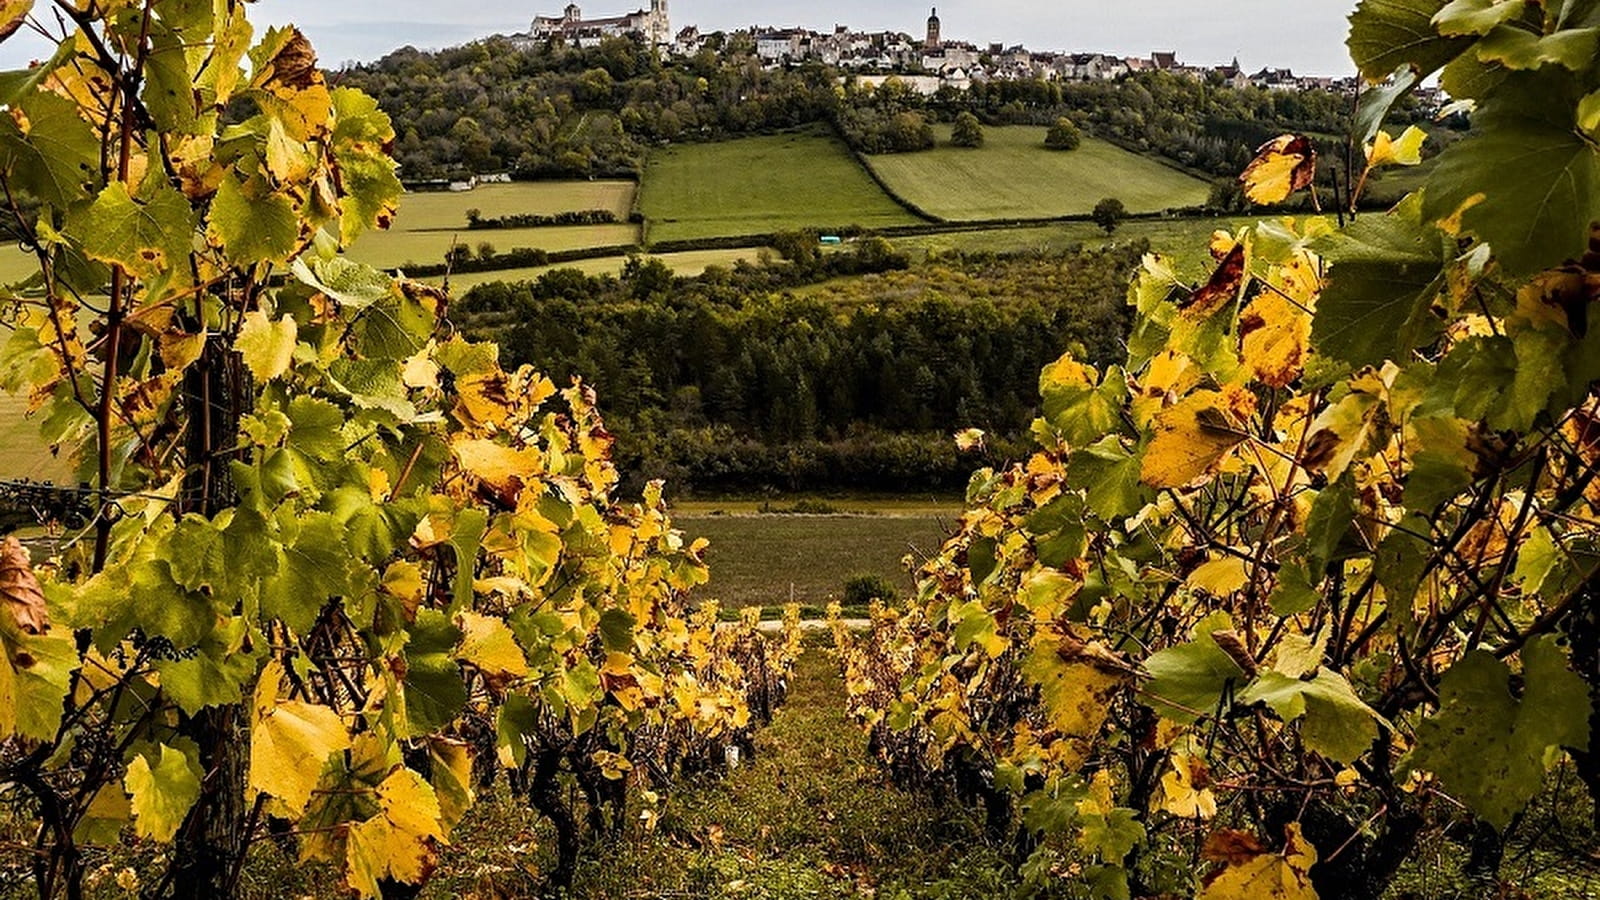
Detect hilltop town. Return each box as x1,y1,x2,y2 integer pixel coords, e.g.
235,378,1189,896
516,3,1392,98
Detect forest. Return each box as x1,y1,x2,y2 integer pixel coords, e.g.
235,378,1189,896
454,241,1142,492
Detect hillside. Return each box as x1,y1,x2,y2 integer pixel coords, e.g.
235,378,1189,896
639,131,923,242
863,126,1212,220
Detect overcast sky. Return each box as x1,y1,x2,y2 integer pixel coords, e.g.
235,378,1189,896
1,1,1357,75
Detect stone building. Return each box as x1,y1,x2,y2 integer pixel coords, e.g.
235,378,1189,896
530,0,670,47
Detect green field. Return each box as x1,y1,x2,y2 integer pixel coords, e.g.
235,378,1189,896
864,126,1212,221
390,181,636,228
350,223,641,269
886,215,1266,276
0,250,35,284
0,394,74,482
677,511,956,609
349,180,641,270
639,132,923,243
431,247,774,289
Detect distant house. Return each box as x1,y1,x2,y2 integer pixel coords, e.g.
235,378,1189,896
756,29,802,63
672,25,706,56
1250,67,1299,91
1214,57,1250,89
1058,52,1125,82
851,73,943,96
1151,51,1179,71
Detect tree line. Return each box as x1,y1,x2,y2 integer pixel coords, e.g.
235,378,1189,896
453,241,1143,493
335,34,1442,186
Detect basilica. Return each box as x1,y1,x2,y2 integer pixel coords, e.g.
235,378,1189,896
529,1,670,47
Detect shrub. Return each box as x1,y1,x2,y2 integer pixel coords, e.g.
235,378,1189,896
1092,197,1126,234
951,111,984,148
1044,117,1081,151
844,573,900,606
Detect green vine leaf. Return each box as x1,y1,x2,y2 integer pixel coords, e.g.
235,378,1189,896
1423,70,1600,276
124,743,203,843
72,175,198,282
1411,637,1592,828
1348,0,1475,80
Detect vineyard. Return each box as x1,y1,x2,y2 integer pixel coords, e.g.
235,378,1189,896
0,0,1596,899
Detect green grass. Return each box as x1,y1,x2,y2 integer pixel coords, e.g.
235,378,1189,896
863,126,1212,221
0,393,73,483
0,249,36,284
389,181,635,230
430,247,774,289
348,181,641,269
348,223,641,269
884,214,1296,280
677,511,956,609
640,131,923,243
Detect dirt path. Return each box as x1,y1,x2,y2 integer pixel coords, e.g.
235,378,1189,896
554,644,1006,899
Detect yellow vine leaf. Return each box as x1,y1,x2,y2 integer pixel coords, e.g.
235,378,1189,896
251,27,334,141
0,1,34,46
1157,753,1217,819
427,739,475,835
1239,283,1313,389
123,744,202,844
1301,367,1394,480
1240,134,1318,205
344,768,445,898
1198,823,1320,900
1132,350,1201,427
452,437,544,504
1141,388,1256,489
157,330,207,373
1366,125,1426,169
248,660,352,815
1021,631,1127,758
453,370,516,432
455,611,529,682
1186,556,1251,596
236,310,298,382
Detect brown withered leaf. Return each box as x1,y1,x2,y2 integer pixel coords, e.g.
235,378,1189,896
1180,242,1247,318
263,28,321,90
1240,135,1318,205
0,536,48,635
1517,226,1600,337
1203,828,1268,866
1210,629,1259,678
0,1,32,46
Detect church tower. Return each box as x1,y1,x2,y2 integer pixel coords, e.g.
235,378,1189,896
649,0,669,45
925,7,941,50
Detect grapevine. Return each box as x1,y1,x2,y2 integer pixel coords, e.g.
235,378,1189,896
0,3,799,898
838,2,1600,897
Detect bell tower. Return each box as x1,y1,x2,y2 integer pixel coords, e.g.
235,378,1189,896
650,0,669,45
925,7,941,50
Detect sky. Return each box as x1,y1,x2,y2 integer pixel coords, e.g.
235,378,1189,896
0,1,1358,76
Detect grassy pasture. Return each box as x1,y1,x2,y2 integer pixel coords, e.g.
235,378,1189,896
0,393,73,483
0,250,36,284
676,511,955,609
390,181,636,229
639,132,922,243
349,180,641,270
864,126,1212,221
348,223,641,269
432,247,774,289
883,214,1294,279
